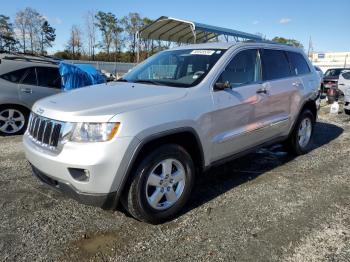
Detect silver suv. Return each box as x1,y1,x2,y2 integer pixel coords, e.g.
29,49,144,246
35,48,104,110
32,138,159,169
23,42,320,224
0,53,61,135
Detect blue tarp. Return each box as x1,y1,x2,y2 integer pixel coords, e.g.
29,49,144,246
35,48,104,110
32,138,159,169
59,62,106,91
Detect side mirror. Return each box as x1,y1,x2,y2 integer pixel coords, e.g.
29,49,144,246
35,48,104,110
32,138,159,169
214,81,231,91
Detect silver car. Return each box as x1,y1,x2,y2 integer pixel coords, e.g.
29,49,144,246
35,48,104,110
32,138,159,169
0,54,61,135
23,42,320,223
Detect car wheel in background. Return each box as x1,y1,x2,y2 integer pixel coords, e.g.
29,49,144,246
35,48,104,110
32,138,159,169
286,109,315,155
0,105,29,136
121,144,195,224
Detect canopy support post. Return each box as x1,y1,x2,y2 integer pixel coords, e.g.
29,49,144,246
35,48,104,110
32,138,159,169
136,31,140,63
190,24,196,44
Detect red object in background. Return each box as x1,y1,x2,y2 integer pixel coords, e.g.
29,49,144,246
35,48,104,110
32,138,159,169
327,88,339,104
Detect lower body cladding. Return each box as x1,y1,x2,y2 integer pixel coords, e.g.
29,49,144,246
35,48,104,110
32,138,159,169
23,133,140,209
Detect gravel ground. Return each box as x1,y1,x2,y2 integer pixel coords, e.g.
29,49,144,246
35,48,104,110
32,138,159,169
0,106,350,262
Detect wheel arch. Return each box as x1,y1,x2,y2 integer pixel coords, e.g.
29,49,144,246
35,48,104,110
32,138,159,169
0,103,31,113
115,127,205,206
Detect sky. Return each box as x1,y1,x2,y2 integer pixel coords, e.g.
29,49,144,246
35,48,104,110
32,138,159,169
2,0,350,53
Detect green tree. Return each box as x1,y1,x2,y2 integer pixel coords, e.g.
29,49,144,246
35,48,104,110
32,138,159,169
272,37,303,49
121,12,143,62
40,20,56,54
0,15,17,51
95,11,117,61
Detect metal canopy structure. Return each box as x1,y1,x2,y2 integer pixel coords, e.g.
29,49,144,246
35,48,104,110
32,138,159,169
138,16,262,44
137,16,263,61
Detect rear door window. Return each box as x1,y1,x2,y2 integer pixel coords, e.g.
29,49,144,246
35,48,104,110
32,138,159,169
261,49,291,81
286,51,310,75
0,68,28,83
21,67,37,85
36,67,61,89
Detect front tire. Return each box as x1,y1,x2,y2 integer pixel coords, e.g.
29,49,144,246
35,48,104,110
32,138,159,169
121,144,195,224
286,109,315,155
0,105,29,136
344,109,350,115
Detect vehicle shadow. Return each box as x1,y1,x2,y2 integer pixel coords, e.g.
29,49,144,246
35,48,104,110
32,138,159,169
181,121,344,216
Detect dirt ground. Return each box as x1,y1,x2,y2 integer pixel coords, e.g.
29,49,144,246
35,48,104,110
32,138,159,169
0,105,349,262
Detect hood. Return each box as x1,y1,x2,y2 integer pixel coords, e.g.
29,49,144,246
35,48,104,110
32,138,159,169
32,82,188,122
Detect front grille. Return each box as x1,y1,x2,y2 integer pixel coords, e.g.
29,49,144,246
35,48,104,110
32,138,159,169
28,113,64,149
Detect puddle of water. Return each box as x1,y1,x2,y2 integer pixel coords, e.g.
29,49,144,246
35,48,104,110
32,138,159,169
76,232,119,254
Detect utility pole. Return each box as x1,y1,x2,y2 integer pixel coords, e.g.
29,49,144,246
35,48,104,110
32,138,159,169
307,36,313,60
344,54,348,68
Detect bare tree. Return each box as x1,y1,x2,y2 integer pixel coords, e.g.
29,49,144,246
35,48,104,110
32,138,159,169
15,9,29,52
24,8,43,53
67,25,83,59
112,19,123,62
84,11,97,60
15,7,46,54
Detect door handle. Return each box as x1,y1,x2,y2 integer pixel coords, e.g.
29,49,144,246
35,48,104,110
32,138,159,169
292,82,301,87
256,87,267,94
338,83,345,86
21,88,32,94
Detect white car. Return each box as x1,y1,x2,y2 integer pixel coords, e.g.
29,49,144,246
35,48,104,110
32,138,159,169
338,70,350,95
339,71,350,114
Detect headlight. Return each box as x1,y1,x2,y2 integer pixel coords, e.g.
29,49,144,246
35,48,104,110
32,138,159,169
70,122,120,142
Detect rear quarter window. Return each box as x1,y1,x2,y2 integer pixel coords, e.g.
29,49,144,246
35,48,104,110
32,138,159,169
0,68,28,83
261,49,291,81
286,51,311,75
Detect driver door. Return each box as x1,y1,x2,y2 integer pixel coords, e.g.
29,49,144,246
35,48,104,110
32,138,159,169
210,49,272,162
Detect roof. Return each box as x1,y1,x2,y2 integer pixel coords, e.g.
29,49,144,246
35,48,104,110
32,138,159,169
0,52,60,65
0,53,59,75
138,16,262,44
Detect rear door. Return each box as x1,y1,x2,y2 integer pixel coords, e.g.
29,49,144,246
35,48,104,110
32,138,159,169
19,66,61,108
259,49,296,138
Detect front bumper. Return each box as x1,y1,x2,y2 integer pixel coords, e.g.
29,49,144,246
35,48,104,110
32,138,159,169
23,133,140,197
31,165,117,208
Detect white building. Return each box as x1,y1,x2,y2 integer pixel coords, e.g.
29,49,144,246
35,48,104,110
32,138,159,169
310,52,350,73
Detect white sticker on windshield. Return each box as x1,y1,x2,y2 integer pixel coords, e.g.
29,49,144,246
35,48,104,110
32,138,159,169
190,50,215,56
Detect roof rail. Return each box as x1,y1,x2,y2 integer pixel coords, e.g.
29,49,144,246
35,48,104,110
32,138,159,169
243,39,298,47
0,51,61,65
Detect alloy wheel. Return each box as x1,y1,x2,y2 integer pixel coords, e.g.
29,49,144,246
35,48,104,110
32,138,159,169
145,158,186,210
0,109,26,134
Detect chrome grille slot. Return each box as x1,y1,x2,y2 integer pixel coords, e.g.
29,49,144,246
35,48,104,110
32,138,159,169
27,113,64,150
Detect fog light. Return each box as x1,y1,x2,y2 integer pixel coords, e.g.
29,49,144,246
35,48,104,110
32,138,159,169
68,168,90,182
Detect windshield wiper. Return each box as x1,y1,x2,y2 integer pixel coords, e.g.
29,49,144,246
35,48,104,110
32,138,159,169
133,79,162,85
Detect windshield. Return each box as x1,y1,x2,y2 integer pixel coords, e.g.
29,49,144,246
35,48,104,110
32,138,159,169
122,49,226,87
324,68,349,77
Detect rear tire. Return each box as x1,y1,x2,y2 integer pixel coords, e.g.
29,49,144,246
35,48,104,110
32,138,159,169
0,105,29,136
121,144,195,224
286,109,315,155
